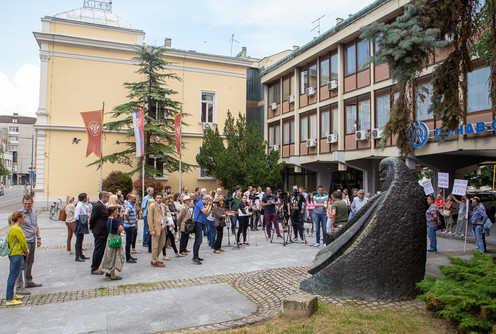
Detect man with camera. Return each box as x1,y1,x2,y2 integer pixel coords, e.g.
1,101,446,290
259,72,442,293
288,186,306,242
249,188,260,231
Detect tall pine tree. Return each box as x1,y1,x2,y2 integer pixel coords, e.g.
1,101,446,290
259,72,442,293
91,45,190,176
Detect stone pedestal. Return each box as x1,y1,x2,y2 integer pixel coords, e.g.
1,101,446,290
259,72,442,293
283,294,318,319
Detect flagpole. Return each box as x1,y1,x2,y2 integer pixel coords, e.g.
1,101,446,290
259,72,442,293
99,101,104,192
179,109,182,194
142,107,145,200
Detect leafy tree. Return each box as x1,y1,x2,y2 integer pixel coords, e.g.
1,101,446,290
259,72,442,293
361,0,495,154
0,147,9,176
414,167,434,182
102,171,133,195
196,111,284,191
465,165,496,188
92,45,190,177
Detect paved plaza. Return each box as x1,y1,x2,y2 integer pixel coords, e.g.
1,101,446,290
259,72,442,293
0,209,494,333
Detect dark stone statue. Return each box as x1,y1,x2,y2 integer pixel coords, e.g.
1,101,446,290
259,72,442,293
300,157,427,301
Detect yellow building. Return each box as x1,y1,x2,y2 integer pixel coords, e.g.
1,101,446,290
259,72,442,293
33,2,254,205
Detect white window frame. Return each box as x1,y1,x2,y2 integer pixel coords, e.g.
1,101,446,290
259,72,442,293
199,90,217,124
149,154,168,180
197,146,215,180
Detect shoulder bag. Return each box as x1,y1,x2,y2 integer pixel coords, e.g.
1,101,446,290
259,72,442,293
0,227,19,257
185,210,201,234
59,205,67,221
108,218,122,248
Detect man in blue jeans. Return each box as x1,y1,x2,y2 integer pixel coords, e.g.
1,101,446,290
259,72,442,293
124,194,138,263
426,195,440,252
313,185,328,247
141,187,154,251
470,196,487,253
192,195,212,265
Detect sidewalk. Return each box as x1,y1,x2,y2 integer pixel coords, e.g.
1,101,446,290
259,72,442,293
0,212,492,333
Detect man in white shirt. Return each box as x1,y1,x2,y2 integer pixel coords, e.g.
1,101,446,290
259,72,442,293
350,189,368,218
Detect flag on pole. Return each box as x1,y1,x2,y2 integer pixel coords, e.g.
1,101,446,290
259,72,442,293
133,109,144,157
174,112,181,157
81,110,103,157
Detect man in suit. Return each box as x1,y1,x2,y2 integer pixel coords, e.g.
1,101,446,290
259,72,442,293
148,193,168,267
89,191,110,275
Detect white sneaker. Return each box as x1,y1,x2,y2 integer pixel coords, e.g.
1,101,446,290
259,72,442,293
314,243,320,247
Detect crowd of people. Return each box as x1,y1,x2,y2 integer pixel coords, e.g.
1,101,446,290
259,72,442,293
3,184,494,307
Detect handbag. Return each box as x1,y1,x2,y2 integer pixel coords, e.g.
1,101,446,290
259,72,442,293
442,208,452,217
108,218,122,248
59,206,67,221
219,219,226,228
184,218,195,233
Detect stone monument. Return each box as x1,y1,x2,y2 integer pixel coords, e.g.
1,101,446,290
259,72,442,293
300,157,427,301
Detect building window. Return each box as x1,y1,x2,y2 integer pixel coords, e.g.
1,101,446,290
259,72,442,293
345,44,356,76
10,136,18,143
358,99,371,131
375,94,390,128
300,117,308,141
330,53,338,81
300,67,308,94
282,74,294,102
309,63,317,89
268,81,281,104
357,40,370,70
12,119,17,123
301,113,317,141
331,107,339,135
200,91,216,123
268,123,280,147
8,126,19,133
346,102,357,134
8,145,18,151
197,147,214,180
146,155,168,180
467,66,491,113
282,118,295,145
320,58,329,85
416,82,433,121
320,109,330,138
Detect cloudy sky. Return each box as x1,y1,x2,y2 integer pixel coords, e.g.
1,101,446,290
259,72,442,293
0,0,373,118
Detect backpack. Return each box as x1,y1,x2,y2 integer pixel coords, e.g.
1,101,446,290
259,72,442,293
0,227,19,257
59,205,67,221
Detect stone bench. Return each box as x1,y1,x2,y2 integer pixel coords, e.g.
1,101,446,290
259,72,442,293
283,294,318,320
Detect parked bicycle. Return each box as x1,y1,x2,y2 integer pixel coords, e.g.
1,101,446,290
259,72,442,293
50,199,62,220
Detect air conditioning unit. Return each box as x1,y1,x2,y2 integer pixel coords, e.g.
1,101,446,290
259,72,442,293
306,138,317,148
306,86,316,96
287,95,295,104
355,130,369,141
202,123,213,130
270,145,279,151
371,128,383,139
327,133,338,144
269,102,278,111
327,79,338,91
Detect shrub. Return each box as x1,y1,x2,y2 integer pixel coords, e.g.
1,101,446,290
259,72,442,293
102,171,133,196
417,251,496,334
132,177,163,198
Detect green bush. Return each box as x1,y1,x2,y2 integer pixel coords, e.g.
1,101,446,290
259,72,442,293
417,251,496,334
132,177,163,198
102,171,133,196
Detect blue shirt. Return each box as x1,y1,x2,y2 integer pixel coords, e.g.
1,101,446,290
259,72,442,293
124,201,136,228
142,194,153,216
262,194,277,214
470,205,487,225
193,201,207,224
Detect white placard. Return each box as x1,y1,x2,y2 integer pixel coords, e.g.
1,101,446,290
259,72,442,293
422,179,434,195
452,179,468,196
438,172,449,189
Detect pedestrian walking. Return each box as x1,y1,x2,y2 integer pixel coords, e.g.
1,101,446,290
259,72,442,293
64,195,76,255
16,195,42,296
89,191,110,275
99,206,125,280
5,211,29,306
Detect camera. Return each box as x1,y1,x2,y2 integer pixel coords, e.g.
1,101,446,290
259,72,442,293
213,200,220,205
249,192,259,201
278,189,288,199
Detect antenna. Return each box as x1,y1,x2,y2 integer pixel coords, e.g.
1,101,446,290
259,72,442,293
229,34,240,56
311,15,326,35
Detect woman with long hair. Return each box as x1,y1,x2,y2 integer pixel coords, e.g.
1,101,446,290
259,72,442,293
236,195,252,245
5,211,29,306
99,206,125,280
453,194,468,236
443,195,455,234
212,197,227,253
64,195,76,255
162,195,183,259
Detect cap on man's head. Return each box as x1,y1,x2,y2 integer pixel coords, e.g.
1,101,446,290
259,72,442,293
182,195,191,201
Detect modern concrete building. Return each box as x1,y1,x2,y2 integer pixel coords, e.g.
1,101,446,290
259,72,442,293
0,114,36,186
33,1,256,204
260,0,495,193
0,127,13,186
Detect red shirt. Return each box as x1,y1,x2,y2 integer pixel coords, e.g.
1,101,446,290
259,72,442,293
435,199,444,209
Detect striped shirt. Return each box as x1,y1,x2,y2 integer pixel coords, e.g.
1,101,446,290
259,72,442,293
124,201,136,228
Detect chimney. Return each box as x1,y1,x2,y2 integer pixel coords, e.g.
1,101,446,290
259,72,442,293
164,38,172,48
293,45,299,51
240,47,247,58
336,17,343,24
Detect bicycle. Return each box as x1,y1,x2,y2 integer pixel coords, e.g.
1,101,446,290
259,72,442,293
50,199,62,220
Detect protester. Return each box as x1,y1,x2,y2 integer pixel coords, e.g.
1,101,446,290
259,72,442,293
74,193,90,263
212,197,227,253
237,195,252,245
148,193,167,267
5,211,29,306
192,195,212,264
470,196,487,253
262,188,281,238
313,186,328,247
453,194,467,236
99,206,125,280
123,194,138,263
443,195,455,234
288,186,305,242
89,191,110,275
426,195,440,253
141,187,154,250
435,193,445,230
64,195,76,255
178,195,192,255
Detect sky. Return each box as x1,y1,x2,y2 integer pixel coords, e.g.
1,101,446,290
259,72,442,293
0,0,374,118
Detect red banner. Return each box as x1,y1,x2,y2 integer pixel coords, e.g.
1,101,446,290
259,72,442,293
174,112,181,157
81,110,103,157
